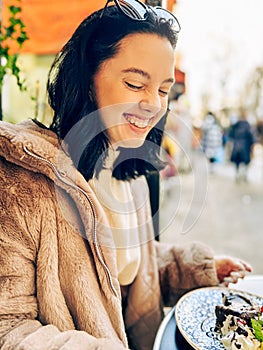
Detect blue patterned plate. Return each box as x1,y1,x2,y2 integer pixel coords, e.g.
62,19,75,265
175,287,263,350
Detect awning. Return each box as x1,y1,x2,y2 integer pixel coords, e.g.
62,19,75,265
2,0,106,54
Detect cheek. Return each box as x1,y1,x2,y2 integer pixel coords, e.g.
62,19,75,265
96,85,127,109
94,72,113,109
98,104,127,130
155,99,168,121
95,86,111,109
94,71,125,108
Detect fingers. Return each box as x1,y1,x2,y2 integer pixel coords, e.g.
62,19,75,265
228,258,253,274
221,270,247,286
215,255,253,284
219,281,229,287
230,270,246,282
241,260,253,272
215,256,252,273
233,261,253,275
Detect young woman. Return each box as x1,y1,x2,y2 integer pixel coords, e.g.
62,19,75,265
0,1,251,349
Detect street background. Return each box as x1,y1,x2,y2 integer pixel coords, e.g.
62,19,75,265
159,144,263,275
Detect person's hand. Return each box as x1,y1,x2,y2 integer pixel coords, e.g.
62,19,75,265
214,255,252,286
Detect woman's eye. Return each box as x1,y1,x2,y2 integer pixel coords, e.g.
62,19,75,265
125,82,143,90
159,89,169,97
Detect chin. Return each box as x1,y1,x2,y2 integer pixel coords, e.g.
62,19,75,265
118,138,145,148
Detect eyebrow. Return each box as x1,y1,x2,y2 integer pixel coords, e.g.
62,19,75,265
121,67,174,84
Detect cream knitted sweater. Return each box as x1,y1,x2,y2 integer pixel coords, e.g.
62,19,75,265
89,148,141,286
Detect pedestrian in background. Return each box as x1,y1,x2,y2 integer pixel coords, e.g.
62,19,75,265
229,110,256,182
0,2,252,350
201,111,223,173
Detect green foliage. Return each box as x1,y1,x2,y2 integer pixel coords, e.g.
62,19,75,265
0,1,29,91
251,318,263,342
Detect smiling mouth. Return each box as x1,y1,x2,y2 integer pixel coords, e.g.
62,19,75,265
123,113,154,129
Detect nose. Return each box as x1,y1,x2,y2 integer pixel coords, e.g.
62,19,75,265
139,91,163,115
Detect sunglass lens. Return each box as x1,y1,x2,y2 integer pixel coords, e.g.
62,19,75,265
118,0,147,20
153,7,181,32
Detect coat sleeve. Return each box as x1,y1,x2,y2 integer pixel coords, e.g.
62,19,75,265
154,240,219,306
0,160,127,350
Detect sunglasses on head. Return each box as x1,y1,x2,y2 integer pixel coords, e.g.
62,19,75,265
100,0,181,33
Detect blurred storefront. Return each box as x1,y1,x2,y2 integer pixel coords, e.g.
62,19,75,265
2,0,106,55
2,0,106,122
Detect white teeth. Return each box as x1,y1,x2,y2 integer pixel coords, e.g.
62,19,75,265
125,115,150,128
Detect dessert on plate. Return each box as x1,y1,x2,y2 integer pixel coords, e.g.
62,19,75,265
215,292,263,350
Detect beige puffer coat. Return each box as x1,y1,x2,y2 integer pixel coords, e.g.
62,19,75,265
0,120,219,350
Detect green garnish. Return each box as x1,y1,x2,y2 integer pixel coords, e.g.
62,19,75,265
251,319,263,342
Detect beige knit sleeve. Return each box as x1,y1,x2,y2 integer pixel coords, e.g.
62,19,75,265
154,240,219,306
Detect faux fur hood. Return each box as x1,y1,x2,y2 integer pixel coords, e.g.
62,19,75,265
0,119,85,189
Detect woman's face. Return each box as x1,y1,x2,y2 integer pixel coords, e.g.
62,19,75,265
94,33,175,148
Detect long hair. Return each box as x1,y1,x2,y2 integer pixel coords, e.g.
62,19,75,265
47,5,178,181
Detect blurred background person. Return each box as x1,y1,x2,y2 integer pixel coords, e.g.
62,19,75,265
229,109,256,182
201,111,223,173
